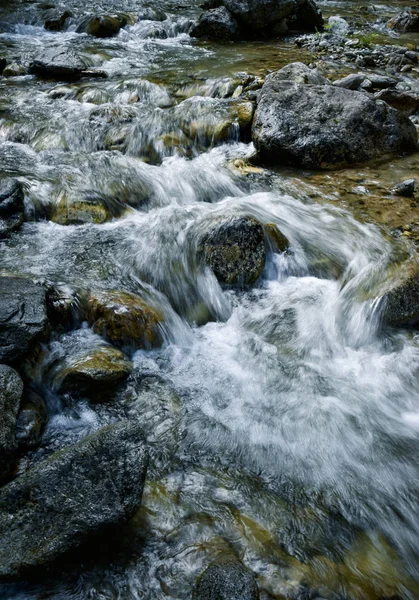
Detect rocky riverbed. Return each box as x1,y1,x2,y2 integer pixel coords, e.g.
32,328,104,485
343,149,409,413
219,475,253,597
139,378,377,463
1,0,419,598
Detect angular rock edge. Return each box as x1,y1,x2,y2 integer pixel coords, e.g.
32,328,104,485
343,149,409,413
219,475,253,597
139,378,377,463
0,420,148,580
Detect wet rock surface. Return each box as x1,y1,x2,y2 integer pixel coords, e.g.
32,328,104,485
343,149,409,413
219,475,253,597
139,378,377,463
0,365,23,482
57,345,133,397
200,216,266,285
0,277,48,364
252,66,418,168
0,178,24,238
87,290,163,349
15,389,48,449
193,559,260,600
0,420,148,580
382,265,419,327
76,14,128,37
29,48,90,80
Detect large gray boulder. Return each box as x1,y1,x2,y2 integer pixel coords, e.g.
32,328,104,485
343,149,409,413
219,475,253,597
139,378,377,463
0,178,24,239
252,68,417,168
387,10,419,33
0,277,49,364
0,420,148,580
30,48,88,80
193,560,259,600
193,0,322,39
0,365,23,482
190,7,240,40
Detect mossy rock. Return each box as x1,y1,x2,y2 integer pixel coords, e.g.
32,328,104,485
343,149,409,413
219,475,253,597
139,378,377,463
87,290,164,349
264,222,289,252
51,191,127,225
200,216,266,286
57,345,133,396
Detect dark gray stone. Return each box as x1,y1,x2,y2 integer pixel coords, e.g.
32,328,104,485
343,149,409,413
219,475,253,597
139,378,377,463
332,73,366,90
200,216,266,286
0,420,148,580
387,10,419,33
44,10,72,31
382,267,419,327
375,88,419,116
0,277,49,364
0,365,23,481
196,0,322,38
252,77,417,168
391,179,416,198
16,389,48,449
0,58,6,74
190,7,240,40
193,560,259,600
0,178,24,238
30,48,88,80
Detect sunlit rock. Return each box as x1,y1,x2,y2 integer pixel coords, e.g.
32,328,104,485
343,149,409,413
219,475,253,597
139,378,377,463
87,290,163,350
56,345,133,397
253,64,418,168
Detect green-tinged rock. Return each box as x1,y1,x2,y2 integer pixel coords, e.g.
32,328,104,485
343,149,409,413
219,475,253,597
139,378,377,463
76,14,128,38
200,216,266,286
0,365,23,482
193,558,259,600
87,290,163,349
51,191,127,225
0,420,148,580
264,222,289,252
16,389,48,449
57,346,133,397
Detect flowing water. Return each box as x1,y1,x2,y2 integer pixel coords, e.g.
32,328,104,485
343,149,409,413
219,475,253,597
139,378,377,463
1,0,419,598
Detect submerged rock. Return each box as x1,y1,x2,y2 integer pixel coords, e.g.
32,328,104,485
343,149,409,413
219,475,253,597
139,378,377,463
0,277,48,364
0,365,23,482
0,420,148,579
57,345,133,397
30,48,88,80
87,290,163,350
190,7,240,40
0,178,24,238
76,14,128,37
15,389,48,449
193,559,259,600
387,10,419,33
200,217,266,286
252,67,418,168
